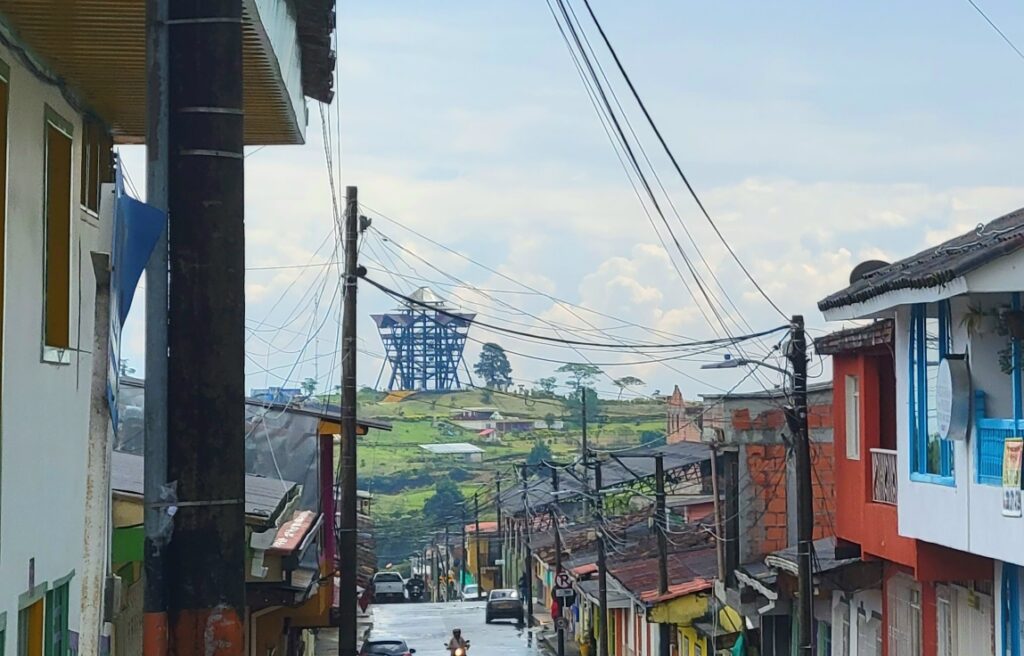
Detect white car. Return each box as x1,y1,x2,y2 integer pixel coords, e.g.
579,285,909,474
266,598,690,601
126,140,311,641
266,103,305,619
461,583,486,601
372,571,406,603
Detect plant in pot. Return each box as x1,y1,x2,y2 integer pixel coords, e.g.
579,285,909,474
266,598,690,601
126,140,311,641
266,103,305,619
992,304,1024,374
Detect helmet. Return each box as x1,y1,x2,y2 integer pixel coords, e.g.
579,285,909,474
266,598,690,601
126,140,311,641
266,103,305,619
453,629,461,636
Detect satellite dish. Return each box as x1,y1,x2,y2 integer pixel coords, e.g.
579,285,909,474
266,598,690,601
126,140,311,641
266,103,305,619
850,260,889,284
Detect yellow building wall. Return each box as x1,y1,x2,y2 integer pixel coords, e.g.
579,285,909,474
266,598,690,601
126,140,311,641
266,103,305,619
650,593,743,656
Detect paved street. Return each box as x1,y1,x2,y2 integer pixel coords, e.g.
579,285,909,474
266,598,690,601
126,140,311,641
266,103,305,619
367,601,544,656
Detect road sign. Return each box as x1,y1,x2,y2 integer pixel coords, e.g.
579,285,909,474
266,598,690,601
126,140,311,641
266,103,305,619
555,617,567,630
554,570,572,590
555,588,575,598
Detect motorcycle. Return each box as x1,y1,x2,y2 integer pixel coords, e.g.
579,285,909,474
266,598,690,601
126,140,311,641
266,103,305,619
444,640,470,656
406,577,425,602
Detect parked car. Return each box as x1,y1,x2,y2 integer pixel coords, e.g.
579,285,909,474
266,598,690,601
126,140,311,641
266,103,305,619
359,638,416,656
485,588,523,624
372,571,406,603
461,583,486,601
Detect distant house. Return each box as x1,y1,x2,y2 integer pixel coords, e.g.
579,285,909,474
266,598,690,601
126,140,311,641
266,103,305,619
667,385,703,443
250,387,303,404
419,442,485,463
450,407,559,435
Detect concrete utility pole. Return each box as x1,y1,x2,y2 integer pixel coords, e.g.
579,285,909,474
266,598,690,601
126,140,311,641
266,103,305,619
551,467,565,656
788,315,814,655
594,458,609,656
338,186,360,655
143,0,169,653
580,388,590,511
444,525,450,602
165,0,246,649
655,455,670,656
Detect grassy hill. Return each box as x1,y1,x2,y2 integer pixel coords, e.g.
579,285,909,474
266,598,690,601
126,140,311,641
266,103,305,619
349,389,667,561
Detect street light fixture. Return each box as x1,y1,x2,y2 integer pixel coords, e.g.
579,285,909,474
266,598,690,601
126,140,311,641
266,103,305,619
700,354,792,379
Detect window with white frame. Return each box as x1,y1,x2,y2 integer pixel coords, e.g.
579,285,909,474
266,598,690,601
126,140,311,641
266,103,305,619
909,302,955,480
846,375,861,460
888,575,922,656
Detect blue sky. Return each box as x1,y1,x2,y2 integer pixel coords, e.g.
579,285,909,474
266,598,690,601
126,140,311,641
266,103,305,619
120,0,1024,400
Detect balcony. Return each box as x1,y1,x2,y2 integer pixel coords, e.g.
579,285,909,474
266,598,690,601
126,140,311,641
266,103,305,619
871,448,898,505
974,390,1024,486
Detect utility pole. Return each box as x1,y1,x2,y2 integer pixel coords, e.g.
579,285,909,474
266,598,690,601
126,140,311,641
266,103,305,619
581,387,590,513
143,0,169,653
655,455,670,656
338,186,360,655
474,493,482,595
496,476,503,588
709,443,725,581
520,463,534,624
551,467,565,656
594,458,609,656
444,525,451,602
788,314,814,655
165,0,245,649
461,505,468,594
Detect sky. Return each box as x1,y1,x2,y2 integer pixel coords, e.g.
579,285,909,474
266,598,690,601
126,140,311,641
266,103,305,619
119,0,1024,402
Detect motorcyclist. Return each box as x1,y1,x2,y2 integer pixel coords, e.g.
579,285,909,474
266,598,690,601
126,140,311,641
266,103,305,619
447,629,469,654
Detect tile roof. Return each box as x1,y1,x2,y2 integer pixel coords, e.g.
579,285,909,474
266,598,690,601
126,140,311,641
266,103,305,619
609,547,718,603
813,319,894,355
818,208,1024,312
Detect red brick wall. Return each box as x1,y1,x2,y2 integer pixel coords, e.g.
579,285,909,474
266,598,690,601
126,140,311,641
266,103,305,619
742,415,836,558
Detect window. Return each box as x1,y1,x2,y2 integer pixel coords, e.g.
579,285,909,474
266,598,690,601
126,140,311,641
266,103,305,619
845,375,861,460
693,643,702,656
45,582,68,656
43,108,73,354
888,576,922,656
17,599,42,656
908,302,954,480
79,119,112,213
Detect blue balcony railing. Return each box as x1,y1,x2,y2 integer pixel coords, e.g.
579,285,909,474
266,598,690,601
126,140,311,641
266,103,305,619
975,390,1022,486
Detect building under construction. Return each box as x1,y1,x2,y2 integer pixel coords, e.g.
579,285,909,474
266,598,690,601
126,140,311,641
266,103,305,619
372,287,475,391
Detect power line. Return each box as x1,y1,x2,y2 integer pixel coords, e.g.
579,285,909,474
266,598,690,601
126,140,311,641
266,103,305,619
964,0,1024,63
575,0,787,319
363,275,788,351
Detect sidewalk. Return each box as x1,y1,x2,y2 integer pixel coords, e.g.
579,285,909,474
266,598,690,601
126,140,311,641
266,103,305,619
532,612,582,656
314,609,374,655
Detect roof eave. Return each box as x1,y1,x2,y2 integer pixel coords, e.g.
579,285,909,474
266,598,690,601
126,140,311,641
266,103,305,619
821,277,968,321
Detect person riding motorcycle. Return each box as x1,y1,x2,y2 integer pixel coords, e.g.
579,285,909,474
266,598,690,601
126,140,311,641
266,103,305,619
447,629,469,655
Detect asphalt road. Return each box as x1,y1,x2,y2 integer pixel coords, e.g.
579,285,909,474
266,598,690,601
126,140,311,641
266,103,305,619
367,601,544,656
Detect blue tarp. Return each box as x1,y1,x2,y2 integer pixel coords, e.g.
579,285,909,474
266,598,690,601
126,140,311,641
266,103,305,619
107,156,165,422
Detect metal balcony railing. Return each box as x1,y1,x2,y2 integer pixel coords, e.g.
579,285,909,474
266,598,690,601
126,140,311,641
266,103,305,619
871,448,898,505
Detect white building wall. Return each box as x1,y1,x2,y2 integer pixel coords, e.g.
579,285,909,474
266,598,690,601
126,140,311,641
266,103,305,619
0,40,102,653
893,305,972,552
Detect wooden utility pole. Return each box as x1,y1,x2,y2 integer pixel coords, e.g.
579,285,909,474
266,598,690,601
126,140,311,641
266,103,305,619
594,458,609,656
474,493,482,595
789,315,814,654
520,463,534,624
165,0,246,650
655,455,670,656
496,476,504,588
551,467,565,656
338,186,360,656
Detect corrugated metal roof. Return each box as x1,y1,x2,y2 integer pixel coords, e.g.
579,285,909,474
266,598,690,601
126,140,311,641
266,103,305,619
819,208,1024,312
764,537,858,576
111,450,297,523
419,443,484,455
609,547,718,603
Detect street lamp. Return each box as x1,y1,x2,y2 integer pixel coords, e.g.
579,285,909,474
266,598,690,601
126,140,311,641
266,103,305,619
700,354,792,379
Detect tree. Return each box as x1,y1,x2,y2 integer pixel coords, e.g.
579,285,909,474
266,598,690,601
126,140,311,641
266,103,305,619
641,430,667,448
536,377,558,397
474,343,513,391
526,440,553,466
556,363,603,389
301,377,318,396
613,376,645,399
566,387,600,426
544,413,557,430
423,479,466,523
